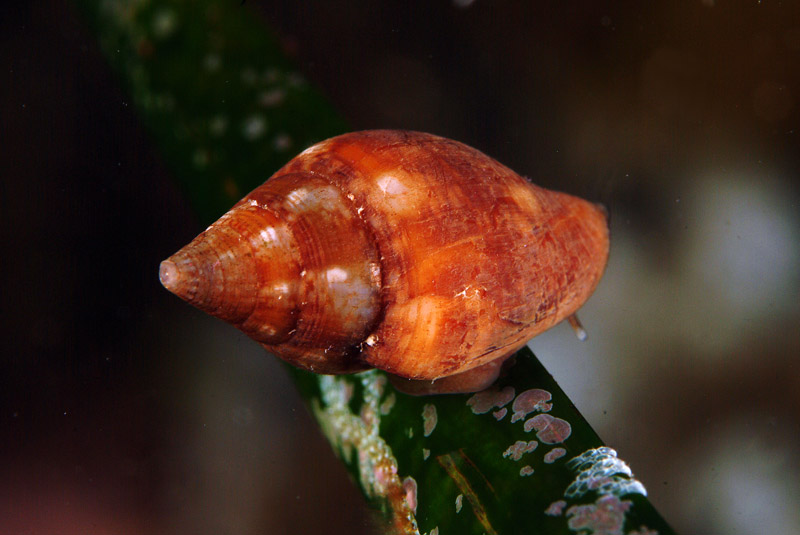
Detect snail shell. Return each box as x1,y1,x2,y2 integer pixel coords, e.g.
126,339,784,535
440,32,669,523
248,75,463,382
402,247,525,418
160,130,609,393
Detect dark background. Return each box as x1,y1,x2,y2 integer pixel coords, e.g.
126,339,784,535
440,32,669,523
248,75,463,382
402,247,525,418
2,1,799,534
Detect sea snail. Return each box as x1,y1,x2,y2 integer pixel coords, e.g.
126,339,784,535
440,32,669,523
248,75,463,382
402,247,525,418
160,130,609,395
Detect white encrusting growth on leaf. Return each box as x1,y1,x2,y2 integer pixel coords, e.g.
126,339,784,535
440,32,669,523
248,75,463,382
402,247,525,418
503,440,538,461
544,447,567,464
466,386,515,414
565,447,647,499
422,404,437,437
315,372,420,534
242,115,267,140
520,466,535,476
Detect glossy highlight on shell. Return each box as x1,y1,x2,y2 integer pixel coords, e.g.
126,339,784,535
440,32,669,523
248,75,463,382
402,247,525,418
160,130,609,393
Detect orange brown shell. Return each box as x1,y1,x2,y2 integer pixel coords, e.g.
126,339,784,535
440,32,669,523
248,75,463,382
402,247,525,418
160,130,609,392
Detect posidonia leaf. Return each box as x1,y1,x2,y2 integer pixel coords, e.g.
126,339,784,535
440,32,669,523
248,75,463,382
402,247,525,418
73,1,676,533
291,348,674,535
73,0,347,224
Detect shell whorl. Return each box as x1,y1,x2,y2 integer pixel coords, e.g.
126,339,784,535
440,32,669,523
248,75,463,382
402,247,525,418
160,172,382,374
159,203,301,344
275,131,609,380
161,130,610,382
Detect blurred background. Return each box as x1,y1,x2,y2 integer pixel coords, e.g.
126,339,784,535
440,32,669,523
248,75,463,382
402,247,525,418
2,1,799,534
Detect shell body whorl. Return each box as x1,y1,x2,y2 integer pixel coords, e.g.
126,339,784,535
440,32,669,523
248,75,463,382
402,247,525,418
161,130,609,387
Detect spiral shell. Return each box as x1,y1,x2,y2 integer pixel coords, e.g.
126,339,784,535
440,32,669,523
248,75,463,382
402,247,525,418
160,130,609,393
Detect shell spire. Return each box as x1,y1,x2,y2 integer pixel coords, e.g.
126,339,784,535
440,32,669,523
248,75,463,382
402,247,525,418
160,172,384,375
160,202,302,346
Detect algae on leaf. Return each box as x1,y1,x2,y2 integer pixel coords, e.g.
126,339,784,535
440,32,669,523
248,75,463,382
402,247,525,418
294,349,674,535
